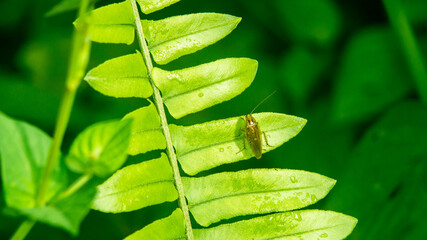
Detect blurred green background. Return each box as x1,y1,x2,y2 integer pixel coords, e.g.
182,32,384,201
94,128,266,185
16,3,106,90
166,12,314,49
1,0,427,239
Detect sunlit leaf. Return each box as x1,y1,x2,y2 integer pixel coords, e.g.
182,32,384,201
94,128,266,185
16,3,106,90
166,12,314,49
152,58,257,118
142,13,241,64
332,27,411,124
92,153,177,212
170,113,306,175
125,209,185,240
84,51,153,98
0,112,66,209
19,180,98,235
66,119,132,177
123,102,166,155
137,0,181,14
183,169,335,226
194,210,357,240
75,1,134,44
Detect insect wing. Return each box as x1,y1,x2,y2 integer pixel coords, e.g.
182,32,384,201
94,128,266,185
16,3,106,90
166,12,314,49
246,115,263,159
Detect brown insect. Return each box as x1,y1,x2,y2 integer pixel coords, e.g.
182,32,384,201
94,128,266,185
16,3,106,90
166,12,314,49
238,91,276,159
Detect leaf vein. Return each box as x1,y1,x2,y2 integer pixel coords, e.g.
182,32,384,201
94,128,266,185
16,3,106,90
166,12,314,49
189,184,329,208
162,70,247,102
149,19,238,50
96,179,173,199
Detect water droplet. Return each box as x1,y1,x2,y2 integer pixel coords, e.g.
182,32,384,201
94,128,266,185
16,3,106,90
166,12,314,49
219,148,224,152
293,212,302,221
311,194,318,202
290,176,298,183
320,233,328,238
227,146,232,149
198,92,204,97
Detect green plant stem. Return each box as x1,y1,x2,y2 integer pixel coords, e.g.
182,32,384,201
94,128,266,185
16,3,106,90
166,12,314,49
10,220,36,240
129,1,194,239
10,1,93,240
53,173,94,203
35,0,92,208
383,0,427,103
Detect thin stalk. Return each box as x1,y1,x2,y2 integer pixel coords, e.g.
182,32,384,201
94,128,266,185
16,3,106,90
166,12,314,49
383,0,427,102
129,1,194,239
53,173,94,203
10,1,93,239
10,220,36,240
36,0,92,207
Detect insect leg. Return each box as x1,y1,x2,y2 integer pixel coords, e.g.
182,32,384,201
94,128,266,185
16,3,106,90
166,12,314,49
262,131,272,147
236,132,247,154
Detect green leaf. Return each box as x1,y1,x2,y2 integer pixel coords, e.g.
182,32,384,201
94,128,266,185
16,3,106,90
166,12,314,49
183,169,335,227
142,13,241,64
66,119,132,177
402,0,427,25
332,27,412,124
194,210,357,240
92,153,177,212
280,46,328,103
123,101,166,155
325,101,427,240
19,180,98,235
152,58,257,118
84,51,153,98
136,0,181,14
170,112,306,175
274,0,341,45
75,0,134,45
0,112,66,209
125,209,185,240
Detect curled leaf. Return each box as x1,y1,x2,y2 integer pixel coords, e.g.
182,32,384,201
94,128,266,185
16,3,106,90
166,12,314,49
84,51,153,98
92,153,177,212
66,119,132,177
170,112,307,175
123,101,166,155
142,13,241,64
152,58,257,118
183,169,335,226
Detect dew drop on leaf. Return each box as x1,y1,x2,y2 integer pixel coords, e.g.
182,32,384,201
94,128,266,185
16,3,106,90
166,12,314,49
320,233,328,238
290,176,298,183
293,212,303,221
198,92,204,97
219,147,224,152
311,194,318,202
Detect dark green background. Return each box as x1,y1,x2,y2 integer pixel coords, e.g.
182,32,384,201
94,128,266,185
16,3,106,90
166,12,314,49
1,0,427,239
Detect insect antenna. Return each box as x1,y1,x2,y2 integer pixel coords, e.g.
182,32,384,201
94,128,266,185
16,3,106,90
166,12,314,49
250,90,277,114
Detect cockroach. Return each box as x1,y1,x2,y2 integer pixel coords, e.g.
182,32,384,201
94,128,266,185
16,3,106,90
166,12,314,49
238,91,276,159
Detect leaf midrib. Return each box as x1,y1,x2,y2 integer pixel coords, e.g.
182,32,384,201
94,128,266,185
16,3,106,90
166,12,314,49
96,179,173,198
131,127,162,135
176,126,293,158
85,75,148,82
189,184,330,209
162,69,246,102
149,19,239,50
